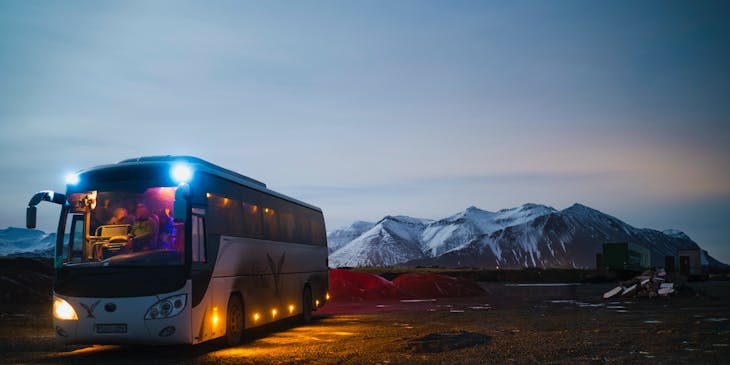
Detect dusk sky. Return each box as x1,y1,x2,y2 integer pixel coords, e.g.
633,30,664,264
1,1,728,262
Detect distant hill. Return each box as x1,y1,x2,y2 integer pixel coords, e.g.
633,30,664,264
328,203,728,269
0,227,57,257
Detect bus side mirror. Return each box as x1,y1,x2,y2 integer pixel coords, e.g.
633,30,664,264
173,200,187,222
26,206,37,229
173,183,190,222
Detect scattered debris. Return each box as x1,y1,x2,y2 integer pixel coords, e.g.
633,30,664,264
603,286,622,299
602,269,681,299
621,284,638,297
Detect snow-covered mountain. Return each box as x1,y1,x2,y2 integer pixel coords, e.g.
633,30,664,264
420,204,558,257
327,221,375,254
0,227,57,257
329,216,433,267
328,203,726,269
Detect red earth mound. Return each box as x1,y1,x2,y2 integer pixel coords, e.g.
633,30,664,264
328,269,406,301
328,269,485,302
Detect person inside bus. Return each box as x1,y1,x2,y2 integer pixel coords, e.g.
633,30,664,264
131,203,159,251
107,207,135,226
92,198,113,232
156,208,173,249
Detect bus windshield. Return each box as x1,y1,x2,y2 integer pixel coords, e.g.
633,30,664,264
63,187,184,267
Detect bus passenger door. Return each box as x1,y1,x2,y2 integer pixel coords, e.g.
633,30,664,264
191,212,211,308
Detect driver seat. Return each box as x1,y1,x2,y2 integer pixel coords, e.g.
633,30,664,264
94,224,132,259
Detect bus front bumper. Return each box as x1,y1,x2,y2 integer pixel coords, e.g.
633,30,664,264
53,292,192,345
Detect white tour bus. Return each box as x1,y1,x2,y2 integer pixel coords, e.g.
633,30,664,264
26,156,329,345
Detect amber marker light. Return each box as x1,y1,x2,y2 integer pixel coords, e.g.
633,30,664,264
253,313,260,322
212,307,219,326
288,305,295,314
326,293,330,301
271,308,277,318
315,300,320,308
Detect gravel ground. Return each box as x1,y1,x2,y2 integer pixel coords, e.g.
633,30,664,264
1,282,729,365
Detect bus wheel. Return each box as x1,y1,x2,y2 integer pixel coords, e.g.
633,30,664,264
226,295,244,346
301,286,313,324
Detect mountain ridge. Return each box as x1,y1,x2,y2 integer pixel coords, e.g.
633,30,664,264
328,203,726,269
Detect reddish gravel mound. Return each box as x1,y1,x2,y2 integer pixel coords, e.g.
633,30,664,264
328,269,485,302
328,269,407,301
393,273,486,298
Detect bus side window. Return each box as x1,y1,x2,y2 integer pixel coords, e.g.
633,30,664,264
279,207,296,243
310,213,326,246
294,206,311,245
191,215,207,263
242,201,262,238
263,206,278,241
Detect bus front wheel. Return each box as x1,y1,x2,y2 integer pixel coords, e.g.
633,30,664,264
226,294,244,346
301,286,313,324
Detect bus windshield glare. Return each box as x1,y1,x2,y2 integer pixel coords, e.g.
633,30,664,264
64,187,184,267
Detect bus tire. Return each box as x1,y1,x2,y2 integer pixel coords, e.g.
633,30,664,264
301,286,313,324
226,294,244,346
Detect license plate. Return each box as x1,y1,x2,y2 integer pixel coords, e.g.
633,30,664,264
95,323,127,334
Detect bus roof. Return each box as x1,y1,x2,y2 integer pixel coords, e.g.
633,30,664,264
80,155,322,212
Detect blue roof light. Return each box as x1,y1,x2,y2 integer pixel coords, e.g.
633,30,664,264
171,164,193,184
65,173,80,185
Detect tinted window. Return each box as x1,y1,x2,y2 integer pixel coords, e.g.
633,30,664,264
208,193,244,236
262,195,279,241
242,201,262,237
278,204,296,242
310,212,326,246
294,206,312,244
200,174,324,245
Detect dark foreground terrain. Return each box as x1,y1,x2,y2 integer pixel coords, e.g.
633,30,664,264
1,281,729,364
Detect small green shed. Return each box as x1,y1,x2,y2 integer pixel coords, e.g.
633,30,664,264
601,242,651,270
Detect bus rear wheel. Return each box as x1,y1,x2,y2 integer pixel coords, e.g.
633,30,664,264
301,286,313,324
226,295,244,346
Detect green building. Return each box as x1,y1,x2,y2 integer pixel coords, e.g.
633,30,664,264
600,242,651,270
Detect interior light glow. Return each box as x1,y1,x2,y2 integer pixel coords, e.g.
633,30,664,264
65,173,80,185
271,308,277,318
288,305,295,314
326,293,330,301
315,300,320,308
53,297,78,320
171,164,193,184
253,313,260,322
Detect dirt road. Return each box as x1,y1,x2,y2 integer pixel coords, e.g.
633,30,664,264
1,282,729,364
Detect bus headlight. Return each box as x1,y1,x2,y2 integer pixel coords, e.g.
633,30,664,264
145,294,186,320
53,297,78,320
